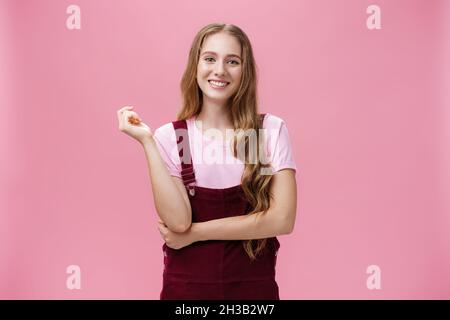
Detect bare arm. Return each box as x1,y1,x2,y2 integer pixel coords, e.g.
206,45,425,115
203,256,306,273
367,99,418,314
192,169,297,241
141,136,192,233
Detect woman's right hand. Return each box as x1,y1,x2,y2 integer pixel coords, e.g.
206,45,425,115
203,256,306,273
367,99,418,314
117,106,153,145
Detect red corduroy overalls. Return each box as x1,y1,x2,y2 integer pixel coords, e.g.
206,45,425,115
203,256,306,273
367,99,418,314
160,114,280,300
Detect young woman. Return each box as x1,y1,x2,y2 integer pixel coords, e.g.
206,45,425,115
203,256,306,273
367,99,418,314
117,23,297,300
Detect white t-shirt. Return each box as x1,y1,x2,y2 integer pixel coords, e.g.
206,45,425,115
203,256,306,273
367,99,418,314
153,113,297,189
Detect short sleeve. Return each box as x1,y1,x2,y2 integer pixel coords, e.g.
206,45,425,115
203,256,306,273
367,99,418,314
152,124,182,178
265,115,297,174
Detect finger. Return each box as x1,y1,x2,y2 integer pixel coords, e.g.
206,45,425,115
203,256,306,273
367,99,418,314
125,110,138,117
160,225,168,234
117,107,130,122
123,110,141,125
118,106,134,114
121,110,134,125
160,222,168,229
127,111,141,123
158,224,167,235
118,106,134,122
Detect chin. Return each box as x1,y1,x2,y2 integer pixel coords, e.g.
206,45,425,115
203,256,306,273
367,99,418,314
205,93,231,101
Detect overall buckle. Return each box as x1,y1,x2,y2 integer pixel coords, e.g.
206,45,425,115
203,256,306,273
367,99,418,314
186,184,196,197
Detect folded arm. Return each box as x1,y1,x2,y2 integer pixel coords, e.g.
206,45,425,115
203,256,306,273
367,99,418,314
192,169,297,241
142,137,192,233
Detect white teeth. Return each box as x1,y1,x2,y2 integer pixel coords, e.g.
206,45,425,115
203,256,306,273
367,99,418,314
209,80,228,87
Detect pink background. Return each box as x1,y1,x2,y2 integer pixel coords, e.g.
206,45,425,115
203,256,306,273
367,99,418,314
1,0,449,299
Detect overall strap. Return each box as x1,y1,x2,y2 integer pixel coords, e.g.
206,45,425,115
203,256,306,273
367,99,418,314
172,119,196,196
259,113,266,125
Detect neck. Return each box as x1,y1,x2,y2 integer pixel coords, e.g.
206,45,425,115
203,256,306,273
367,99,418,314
196,96,233,130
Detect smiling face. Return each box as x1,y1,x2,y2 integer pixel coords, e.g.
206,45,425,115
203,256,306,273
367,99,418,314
196,32,243,106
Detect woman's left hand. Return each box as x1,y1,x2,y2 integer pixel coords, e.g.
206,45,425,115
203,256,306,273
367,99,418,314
157,219,197,249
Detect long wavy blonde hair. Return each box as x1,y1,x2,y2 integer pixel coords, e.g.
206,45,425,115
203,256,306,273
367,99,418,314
176,23,274,261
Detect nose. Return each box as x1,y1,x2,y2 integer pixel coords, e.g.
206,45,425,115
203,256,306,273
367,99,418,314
214,60,226,76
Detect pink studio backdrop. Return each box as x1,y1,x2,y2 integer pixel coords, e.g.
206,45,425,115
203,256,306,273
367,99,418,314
1,0,449,299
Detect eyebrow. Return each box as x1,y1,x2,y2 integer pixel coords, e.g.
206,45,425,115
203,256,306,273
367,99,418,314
200,51,242,60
